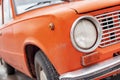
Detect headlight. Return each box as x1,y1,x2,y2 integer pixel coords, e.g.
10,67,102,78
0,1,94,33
71,16,102,53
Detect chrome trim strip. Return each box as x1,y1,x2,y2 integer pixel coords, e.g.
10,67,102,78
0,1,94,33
59,56,120,80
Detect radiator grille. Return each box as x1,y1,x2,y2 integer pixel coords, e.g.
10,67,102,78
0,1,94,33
96,10,120,47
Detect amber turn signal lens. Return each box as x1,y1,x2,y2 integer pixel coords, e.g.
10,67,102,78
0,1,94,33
82,52,100,66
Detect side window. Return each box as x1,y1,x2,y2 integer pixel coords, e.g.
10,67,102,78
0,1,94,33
0,5,2,26
3,0,12,24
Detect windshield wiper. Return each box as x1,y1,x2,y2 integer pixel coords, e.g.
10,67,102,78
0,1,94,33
25,1,51,10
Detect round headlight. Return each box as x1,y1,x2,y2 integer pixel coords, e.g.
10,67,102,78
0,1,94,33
71,16,102,53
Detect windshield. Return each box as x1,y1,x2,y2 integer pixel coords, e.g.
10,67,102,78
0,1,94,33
14,0,68,14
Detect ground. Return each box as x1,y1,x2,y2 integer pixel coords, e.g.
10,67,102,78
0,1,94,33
0,62,120,80
0,63,32,80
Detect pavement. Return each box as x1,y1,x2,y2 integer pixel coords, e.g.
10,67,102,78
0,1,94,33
0,63,32,80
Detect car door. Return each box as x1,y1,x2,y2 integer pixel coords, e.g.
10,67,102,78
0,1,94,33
0,0,15,65
0,4,3,57
1,0,27,72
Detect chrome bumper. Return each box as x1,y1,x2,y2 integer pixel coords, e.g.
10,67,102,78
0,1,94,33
59,56,120,80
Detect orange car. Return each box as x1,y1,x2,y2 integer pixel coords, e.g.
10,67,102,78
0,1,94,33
0,0,120,80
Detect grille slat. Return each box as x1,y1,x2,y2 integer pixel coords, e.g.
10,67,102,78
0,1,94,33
101,36,120,44
103,25,120,32
100,41,120,47
97,14,120,20
100,18,120,24
101,21,120,28
103,33,120,40
103,29,120,35
96,10,120,47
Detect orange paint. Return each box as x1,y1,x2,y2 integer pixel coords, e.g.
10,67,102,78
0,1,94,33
0,0,120,79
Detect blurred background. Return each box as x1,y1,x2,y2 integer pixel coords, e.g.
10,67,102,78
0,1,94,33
0,63,32,80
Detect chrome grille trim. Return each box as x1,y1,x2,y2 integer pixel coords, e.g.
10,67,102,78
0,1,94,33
103,25,120,31
102,22,120,28
96,10,120,47
101,37,120,44
103,32,120,39
97,14,120,20
100,17,120,24
96,10,120,17
103,29,120,35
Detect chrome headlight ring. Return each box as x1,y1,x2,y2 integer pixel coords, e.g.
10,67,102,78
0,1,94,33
70,16,102,53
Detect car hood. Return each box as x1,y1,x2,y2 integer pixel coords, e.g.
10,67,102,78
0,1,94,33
67,0,120,14
15,0,120,20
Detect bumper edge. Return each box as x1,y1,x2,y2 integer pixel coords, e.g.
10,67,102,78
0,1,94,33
59,56,120,80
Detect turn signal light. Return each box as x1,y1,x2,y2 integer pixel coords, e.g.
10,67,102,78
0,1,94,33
82,52,100,66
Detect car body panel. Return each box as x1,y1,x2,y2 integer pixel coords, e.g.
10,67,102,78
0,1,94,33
0,0,120,79
68,0,120,13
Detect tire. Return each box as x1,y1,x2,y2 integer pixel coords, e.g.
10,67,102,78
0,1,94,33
35,51,59,80
2,59,15,75
102,74,120,80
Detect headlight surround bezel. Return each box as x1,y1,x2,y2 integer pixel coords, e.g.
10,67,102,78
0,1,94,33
70,16,102,53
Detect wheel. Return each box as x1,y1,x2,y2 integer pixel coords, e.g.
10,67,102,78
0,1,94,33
35,51,59,80
5,63,15,75
2,59,15,75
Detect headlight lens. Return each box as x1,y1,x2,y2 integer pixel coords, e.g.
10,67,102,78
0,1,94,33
74,19,97,49
71,16,102,53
